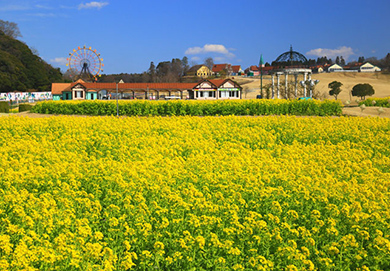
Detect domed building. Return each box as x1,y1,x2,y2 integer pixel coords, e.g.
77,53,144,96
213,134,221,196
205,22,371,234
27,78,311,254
269,46,317,99
272,45,308,67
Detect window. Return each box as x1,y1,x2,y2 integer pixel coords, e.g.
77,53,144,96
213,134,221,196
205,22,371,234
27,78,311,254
74,91,84,98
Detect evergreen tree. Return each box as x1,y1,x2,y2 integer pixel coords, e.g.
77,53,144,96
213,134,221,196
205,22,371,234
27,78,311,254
148,62,156,82
328,81,343,100
340,56,346,66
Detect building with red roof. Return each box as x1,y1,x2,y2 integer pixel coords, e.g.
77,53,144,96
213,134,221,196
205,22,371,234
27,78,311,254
52,78,242,100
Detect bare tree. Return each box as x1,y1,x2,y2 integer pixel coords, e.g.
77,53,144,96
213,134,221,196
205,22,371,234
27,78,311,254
204,57,214,70
63,68,79,82
0,20,22,39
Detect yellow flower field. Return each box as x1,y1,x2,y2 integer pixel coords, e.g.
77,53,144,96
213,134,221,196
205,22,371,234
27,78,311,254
0,116,389,270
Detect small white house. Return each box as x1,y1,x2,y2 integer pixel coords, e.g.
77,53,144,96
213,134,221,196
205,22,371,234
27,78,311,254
359,62,382,72
327,64,344,72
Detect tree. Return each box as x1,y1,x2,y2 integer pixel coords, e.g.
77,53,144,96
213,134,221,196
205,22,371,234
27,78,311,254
352,83,375,100
384,53,390,70
0,31,62,91
340,56,346,66
0,20,22,39
181,56,189,75
328,81,343,100
204,57,214,70
63,68,78,82
358,56,365,63
335,56,340,65
147,62,156,82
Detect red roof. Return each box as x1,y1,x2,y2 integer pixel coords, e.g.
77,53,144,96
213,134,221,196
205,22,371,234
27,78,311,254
231,65,241,73
208,79,227,87
212,64,231,73
194,79,241,89
262,66,274,71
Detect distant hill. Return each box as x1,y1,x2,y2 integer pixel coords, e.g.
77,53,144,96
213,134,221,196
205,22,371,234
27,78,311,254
0,31,62,92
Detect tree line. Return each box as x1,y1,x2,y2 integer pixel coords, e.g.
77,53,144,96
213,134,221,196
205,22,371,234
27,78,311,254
99,57,196,83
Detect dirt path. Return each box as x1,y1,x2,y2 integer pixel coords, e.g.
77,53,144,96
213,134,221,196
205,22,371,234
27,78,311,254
1,108,389,119
0,112,57,118
342,106,390,118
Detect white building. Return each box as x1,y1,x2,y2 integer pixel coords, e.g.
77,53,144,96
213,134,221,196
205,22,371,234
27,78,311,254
358,62,382,72
326,64,344,72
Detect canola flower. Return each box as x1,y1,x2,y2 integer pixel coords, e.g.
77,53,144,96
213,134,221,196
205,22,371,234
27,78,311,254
0,115,389,270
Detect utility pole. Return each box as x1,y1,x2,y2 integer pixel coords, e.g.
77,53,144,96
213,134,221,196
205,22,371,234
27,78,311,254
116,82,119,117
259,54,264,98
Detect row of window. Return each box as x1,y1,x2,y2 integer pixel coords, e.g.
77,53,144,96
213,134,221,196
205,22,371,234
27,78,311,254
64,92,96,100
197,91,240,98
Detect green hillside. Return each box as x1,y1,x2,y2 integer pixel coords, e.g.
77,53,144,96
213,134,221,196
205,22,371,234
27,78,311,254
0,31,62,92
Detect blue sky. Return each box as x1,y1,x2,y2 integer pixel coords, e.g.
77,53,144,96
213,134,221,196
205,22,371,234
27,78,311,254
1,0,389,74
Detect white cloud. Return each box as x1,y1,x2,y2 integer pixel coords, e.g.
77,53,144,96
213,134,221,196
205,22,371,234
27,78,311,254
50,57,68,66
214,57,225,62
190,56,200,61
30,13,56,17
0,5,30,11
185,44,235,58
306,46,355,60
78,1,109,10
35,5,53,10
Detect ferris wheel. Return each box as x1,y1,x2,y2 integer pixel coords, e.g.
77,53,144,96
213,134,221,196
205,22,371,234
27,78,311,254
66,45,104,81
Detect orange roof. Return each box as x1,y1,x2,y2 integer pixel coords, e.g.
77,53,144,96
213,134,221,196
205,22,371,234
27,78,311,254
67,82,198,91
51,83,71,95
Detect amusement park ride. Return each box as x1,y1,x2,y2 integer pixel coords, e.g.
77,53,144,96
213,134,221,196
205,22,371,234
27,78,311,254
66,45,104,82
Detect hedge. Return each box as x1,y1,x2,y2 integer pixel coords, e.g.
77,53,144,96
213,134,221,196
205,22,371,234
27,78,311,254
359,97,390,107
31,99,343,117
0,101,10,113
19,103,34,112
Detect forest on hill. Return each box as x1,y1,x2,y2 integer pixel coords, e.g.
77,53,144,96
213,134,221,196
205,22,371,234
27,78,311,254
0,21,62,93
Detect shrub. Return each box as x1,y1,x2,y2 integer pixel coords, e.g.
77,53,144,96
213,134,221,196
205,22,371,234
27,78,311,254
31,99,343,117
19,103,33,112
359,97,390,107
0,101,10,113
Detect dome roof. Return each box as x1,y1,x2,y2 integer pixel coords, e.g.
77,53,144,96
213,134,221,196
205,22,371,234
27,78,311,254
275,45,308,64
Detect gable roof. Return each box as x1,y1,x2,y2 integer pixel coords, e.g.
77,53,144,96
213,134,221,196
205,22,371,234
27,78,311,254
231,65,242,73
248,65,259,71
187,65,208,73
212,64,231,73
51,83,71,95
194,79,242,89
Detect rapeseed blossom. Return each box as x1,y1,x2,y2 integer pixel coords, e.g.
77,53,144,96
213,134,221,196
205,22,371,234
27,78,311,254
0,115,389,270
